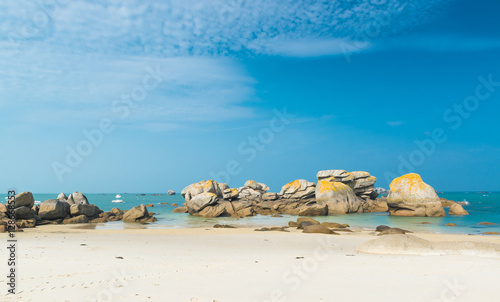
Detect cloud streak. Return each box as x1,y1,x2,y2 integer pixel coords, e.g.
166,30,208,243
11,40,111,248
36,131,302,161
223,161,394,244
0,0,454,132
1,0,452,57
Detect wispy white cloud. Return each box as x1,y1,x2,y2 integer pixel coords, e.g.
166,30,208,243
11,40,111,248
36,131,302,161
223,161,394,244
1,0,451,58
0,0,453,132
259,37,372,57
0,51,257,128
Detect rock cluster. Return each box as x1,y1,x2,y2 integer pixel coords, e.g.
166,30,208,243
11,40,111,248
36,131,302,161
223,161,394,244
315,170,383,214
317,170,378,200
238,180,270,201
178,170,386,218
176,172,452,219
0,191,157,232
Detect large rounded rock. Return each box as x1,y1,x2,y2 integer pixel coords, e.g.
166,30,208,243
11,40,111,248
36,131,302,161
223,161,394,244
280,179,316,200
185,192,219,214
57,192,68,201
39,199,71,220
181,180,223,202
448,203,469,215
123,205,149,222
12,192,35,209
67,192,89,205
70,204,101,218
14,206,36,219
387,173,446,217
315,181,363,214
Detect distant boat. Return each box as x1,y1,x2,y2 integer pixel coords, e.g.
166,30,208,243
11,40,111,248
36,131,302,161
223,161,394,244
115,194,122,198
112,199,124,203
34,200,41,205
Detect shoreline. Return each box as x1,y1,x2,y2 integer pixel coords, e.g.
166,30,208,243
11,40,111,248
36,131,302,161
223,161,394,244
20,217,500,236
18,222,500,240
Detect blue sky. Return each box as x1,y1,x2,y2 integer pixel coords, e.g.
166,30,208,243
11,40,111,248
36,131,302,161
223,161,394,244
1,0,500,193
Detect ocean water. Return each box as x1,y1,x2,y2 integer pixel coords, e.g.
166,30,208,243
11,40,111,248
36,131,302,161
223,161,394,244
2,192,499,235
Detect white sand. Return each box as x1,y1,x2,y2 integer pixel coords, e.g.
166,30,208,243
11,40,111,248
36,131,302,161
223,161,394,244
1,225,500,302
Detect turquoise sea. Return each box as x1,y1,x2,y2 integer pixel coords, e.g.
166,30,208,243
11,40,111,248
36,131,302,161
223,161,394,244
2,192,499,235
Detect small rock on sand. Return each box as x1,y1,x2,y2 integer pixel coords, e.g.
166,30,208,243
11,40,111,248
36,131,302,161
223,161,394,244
297,218,320,224
213,224,236,228
302,225,339,235
375,225,391,232
321,222,348,228
254,227,288,232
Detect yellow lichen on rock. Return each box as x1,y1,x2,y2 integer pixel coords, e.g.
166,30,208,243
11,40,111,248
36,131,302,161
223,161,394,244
317,181,351,194
315,181,363,214
387,173,445,217
280,179,316,199
388,173,438,204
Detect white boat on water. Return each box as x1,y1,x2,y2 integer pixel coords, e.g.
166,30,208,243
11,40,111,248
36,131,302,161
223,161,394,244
112,199,124,203
34,200,41,205
115,194,122,198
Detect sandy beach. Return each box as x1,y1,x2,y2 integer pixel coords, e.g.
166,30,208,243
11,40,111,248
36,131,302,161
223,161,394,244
2,225,500,302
